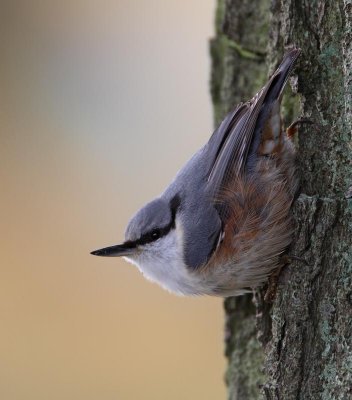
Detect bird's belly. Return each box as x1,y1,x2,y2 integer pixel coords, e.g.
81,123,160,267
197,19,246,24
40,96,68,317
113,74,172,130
203,151,297,296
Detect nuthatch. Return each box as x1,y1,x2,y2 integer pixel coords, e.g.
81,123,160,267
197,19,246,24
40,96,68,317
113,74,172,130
91,49,301,297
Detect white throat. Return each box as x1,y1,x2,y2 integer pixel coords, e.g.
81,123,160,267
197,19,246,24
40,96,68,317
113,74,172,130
123,228,201,296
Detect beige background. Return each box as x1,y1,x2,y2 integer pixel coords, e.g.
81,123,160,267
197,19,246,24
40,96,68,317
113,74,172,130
0,1,227,399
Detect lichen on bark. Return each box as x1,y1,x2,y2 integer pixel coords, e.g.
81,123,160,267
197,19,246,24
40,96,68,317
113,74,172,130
210,1,352,399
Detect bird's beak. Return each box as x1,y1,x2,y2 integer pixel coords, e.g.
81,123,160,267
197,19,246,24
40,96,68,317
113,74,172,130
90,242,136,257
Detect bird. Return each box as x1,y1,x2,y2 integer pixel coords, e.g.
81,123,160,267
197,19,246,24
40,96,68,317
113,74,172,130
91,48,301,297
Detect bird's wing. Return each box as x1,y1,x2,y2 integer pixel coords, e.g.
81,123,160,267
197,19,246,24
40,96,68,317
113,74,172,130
206,49,300,201
180,49,300,270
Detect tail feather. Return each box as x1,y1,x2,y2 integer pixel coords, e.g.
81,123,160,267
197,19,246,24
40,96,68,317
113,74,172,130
246,48,301,167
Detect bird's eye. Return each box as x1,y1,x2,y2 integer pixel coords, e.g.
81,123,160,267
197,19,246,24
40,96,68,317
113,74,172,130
151,229,161,240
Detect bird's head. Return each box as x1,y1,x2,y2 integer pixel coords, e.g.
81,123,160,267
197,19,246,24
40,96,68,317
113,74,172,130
91,196,197,294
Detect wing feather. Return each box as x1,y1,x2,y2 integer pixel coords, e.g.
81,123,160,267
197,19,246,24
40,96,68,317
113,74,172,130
206,49,300,199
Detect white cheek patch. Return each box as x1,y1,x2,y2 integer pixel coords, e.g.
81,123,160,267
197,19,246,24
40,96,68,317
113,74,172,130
121,227,203,296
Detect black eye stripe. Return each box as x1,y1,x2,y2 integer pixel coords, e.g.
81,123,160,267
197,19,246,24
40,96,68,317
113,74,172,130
137,223,173,245
128,195,181,247
151,229,161,239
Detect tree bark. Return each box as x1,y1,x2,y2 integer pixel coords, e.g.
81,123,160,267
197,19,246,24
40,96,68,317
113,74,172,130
210,1,352,399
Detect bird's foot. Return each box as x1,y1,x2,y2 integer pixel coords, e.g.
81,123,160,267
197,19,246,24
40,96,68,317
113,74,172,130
264,254,310,302
286,118,315,138
280,254,310,266
264,266,283,303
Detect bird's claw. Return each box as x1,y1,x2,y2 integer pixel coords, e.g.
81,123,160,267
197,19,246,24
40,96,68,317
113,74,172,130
286,118,316,138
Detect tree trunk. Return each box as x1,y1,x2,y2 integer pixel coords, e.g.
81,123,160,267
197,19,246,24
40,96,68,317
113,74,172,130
210,1,352,399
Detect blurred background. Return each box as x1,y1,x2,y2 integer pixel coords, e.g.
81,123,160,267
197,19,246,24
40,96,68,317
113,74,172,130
0,1,227,399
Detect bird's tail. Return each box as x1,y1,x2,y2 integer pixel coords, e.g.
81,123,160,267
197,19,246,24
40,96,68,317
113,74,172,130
247,48,301,164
